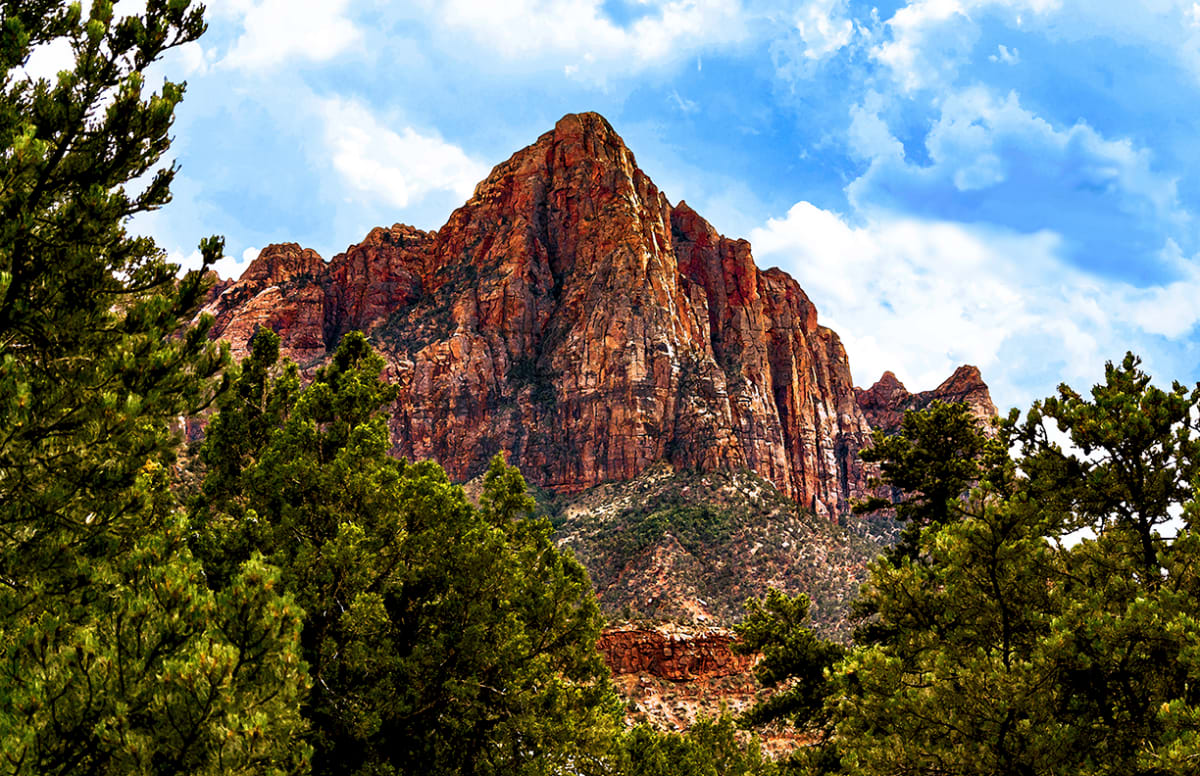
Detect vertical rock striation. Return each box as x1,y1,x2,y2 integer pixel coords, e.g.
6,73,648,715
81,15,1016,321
202,112,993,519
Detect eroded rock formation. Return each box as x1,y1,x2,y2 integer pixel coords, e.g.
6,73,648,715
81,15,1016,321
598,628,754,682
202,112,994,518
855,365,997,435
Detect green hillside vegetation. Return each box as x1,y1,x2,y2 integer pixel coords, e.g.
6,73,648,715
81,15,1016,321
551,466,883,636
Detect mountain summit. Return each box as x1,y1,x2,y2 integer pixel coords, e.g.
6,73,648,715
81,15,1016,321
203,112,994,519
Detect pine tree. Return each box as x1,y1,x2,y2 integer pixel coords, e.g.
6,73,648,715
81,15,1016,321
732,589,843,733
0,2,308,772
855,399,1009,562
771,355,1200,775
194,330,621,776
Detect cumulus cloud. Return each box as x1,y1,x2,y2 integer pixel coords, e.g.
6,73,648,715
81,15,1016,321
871,0,1063,91
793,0,857,61
770,0,1060,91
845,87,1186,282
872,1,1200,92
318,98,488,211
215,0,362,70
873,0,979,92
750,201,1200,411
423,0,752,81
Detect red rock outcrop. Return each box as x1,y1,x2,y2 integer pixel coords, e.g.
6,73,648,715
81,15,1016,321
201,112,994,518
598,628,754,681
856,365,997,435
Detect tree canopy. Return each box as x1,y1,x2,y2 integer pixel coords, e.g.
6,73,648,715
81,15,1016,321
0,1,308,773
742,354,1200,776
192,329,622,776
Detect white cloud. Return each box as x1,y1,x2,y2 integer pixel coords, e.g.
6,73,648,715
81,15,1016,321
873,0,1058,91
843,87,1187,270
874,0,1200,90
15,39,75,84
318,98,488,211
170,246,255,281
847,90,905,162
174,41,210,76
794,0,856,60
424,0,751,81
750,201,1200,411
873,0,975,92
989,43,1020,63
216,0,362,71
670,90,699,113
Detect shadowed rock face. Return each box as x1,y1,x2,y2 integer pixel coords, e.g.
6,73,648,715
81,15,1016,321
202,112,994,519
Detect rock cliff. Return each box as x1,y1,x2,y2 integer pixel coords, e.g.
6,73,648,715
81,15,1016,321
598,627,753,682
855,365,997,435
202,112,993,519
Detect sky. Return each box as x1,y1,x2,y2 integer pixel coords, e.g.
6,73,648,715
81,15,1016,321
31,0,1200,413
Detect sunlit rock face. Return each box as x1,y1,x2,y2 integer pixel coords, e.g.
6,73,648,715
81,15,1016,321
855,365,997,435
203,112,993,519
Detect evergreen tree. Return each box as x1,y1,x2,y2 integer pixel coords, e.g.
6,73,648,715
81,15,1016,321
615,716,778,776
756,355,1200,775
855,400,1009,561
732,589,843,733
194,330,621,776
1011,354,1200,773
0,2,308,772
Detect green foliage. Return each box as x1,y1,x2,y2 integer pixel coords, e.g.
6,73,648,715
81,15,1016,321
1018,352,1200,572
618,503,734,558
855,400,1010,561
195,331,621,776
831,493,1065,775
770,354,1200,775
615,716,778,776
733,590,843,732
0,2,308,773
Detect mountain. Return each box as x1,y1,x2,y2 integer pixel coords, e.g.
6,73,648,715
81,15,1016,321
202,111,993,523
856,365,997,434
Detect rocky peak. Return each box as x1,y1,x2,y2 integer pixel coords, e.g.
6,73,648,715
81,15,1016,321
201,111,992,519
870,370,906,394
856,364,997,434
239,242,325,287
930,364,997,426
855,371,909,423
933,364,986,400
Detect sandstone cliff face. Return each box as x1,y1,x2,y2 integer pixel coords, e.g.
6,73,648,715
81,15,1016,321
856,365,997,435
598,627,753,681
202,112,993,519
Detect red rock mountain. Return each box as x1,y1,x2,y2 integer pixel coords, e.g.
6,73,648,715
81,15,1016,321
856,366,997,434
202,112,994,519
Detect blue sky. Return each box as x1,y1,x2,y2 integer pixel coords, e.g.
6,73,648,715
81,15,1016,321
34,0,1200,412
